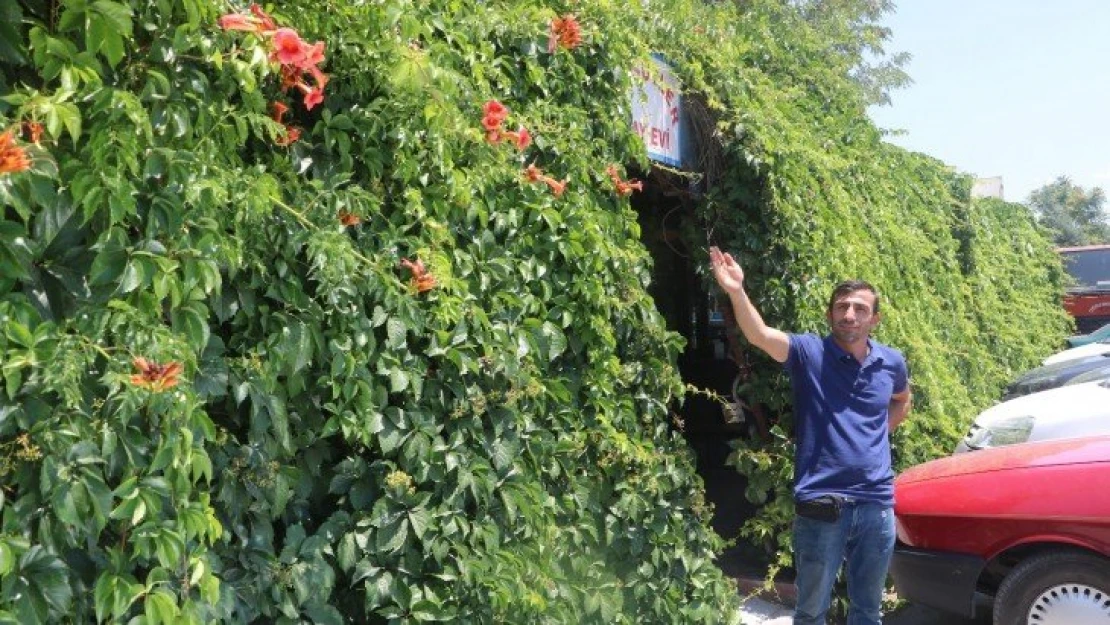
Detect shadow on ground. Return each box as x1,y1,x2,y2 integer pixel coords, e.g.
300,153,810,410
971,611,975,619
885,595,993,625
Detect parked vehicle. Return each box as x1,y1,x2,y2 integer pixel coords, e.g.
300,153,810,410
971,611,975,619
1067,321,1110,348
891,436,1110,623
1043,339,1110,365
1002,352,1110,400
956,379,1110,452
1061,362,1110,387
1060,245,1110,334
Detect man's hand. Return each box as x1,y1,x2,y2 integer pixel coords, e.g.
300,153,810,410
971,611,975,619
710,246,744,295
709,246,790,362
889,387,912,430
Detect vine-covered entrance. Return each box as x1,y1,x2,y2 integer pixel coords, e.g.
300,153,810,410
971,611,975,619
632,171,763,554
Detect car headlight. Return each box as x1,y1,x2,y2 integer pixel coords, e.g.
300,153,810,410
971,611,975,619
963,415,1036,450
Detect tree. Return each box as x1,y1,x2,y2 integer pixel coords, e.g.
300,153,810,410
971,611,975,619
787,0,914,106
1027,176,1110,246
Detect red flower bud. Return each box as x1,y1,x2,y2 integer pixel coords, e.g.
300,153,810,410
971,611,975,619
272,28,308,65
302,88,324,110
481,114,503,132
548,15,582,52
218,13,261,32
248,4,278,31
504,126,531,150
483,100,509,121
130,357,184,392
0,130,31,175
274,125,301,146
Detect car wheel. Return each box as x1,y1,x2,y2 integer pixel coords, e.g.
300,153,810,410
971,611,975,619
993,551,1110,625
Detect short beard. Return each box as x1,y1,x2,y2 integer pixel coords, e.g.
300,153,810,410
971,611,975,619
832,325,866,345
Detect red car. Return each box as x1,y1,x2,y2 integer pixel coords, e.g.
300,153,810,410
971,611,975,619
891,436,1110,624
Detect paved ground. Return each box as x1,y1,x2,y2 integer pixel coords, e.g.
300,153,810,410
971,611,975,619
737,596,992,625
738,596,793,624
886,601,991,625
725,544,994,625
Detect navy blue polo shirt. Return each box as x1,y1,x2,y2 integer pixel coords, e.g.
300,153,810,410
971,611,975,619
785,333,908,505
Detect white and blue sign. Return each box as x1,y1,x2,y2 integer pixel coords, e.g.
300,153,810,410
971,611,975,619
630,54,689,168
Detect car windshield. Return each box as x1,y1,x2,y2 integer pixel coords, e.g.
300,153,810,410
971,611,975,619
1078,366,1110,386
1061,248,1110,291
1026,352,1110,378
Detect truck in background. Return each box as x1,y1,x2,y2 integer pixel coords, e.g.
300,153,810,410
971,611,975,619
1059,244,1110,334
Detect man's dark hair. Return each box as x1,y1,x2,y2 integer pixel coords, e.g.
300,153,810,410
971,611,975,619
827,280,880,314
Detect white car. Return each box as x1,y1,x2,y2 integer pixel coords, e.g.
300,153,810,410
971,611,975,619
956,379,1110,452
1042,340,1110,366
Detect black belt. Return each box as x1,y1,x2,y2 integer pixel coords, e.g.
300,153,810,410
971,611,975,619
794,495,848,523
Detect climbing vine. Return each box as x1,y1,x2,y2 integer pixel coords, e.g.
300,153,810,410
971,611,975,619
0,0,1067,623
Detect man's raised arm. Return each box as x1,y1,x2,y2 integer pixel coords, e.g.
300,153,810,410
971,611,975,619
709,246,790,363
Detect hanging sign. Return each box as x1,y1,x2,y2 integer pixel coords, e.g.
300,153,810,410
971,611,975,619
630,54,685,167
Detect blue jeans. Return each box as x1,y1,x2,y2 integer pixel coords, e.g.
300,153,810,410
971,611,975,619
792,501,896,625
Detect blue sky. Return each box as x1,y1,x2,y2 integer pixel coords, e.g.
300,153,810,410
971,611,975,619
867,1,1110,203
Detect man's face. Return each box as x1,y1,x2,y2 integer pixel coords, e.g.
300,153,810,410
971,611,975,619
827,289,880,345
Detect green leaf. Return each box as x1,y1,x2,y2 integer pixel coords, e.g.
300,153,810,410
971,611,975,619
389,368,409,393
4,321,33,348
144,589,178,625
89,236,128,285
44,103,82,144
489,439,513,471
386,317,406,350
92,0,134,32
543,322,567,361
362,567,391,608
172,303,210,351
0,542,14,577
93,572,116,623
0,9,26,65
406,507,430,540
0,221,33,281
376,517,408,554
15,546,72,619
87,1,132,67
408,599,446,621
378,420,404,454
98,22,125,67
284,321,313,374
154,530,184,568
117,257,147,294
304,602,344,625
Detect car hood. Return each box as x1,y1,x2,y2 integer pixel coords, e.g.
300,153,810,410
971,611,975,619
898,435,1110,485
1043,341,1110,366
976,380,1110,428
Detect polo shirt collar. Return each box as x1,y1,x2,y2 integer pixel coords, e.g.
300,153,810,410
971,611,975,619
824,335,884,367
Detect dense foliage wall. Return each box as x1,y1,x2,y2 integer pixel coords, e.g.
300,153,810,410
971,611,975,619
0,0,1070,621
0,1,745,623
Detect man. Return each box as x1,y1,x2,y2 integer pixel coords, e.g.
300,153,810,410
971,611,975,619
709,246,911,625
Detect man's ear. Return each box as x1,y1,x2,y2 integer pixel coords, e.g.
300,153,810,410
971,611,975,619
871,311,882,328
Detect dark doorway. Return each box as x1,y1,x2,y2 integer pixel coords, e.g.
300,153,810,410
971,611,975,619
631,171,757,545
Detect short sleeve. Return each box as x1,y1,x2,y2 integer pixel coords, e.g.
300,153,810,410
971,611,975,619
892,352,909,394
785,333,818,376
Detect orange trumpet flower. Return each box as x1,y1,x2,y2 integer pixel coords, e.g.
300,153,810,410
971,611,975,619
130,357,184,392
